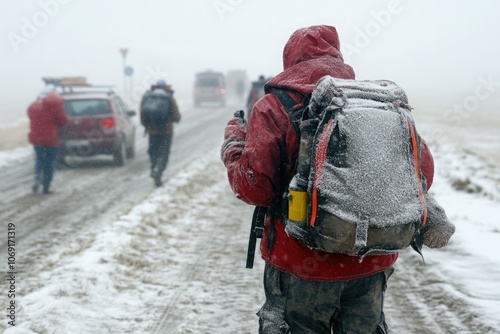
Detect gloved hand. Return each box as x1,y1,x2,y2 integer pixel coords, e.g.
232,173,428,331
421,194,456,248
421,221,455,248
221,110,246,162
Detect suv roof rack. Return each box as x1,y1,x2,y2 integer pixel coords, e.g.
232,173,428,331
42,76,115,95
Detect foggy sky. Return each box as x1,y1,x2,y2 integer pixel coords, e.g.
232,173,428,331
1,0,499,122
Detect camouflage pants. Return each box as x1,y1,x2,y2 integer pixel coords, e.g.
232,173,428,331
258,264,394,334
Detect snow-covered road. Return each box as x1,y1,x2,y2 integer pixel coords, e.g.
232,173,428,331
1,102,499,333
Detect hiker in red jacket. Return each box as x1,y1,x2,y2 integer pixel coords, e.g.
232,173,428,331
28,85,68,194
221,25,448,333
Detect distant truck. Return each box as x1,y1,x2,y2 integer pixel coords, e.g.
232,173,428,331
246,75,270,117
193,70,226,107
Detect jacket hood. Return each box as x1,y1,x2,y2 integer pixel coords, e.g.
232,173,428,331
266,25,355,95
42,92,64,109
283,25,344,70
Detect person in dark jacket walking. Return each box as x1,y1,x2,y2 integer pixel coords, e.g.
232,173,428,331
221,25,453,333
28,85,68,194
140,80,181,187
246,74,268,116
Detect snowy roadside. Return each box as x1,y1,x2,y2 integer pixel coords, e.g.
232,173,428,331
413,139,500,331
0,146,32,168
384,135,500,333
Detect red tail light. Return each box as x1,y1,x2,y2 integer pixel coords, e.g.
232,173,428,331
219,88,226,94
101,117,116,133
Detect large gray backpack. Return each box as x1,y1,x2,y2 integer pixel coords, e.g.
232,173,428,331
284,76,445,258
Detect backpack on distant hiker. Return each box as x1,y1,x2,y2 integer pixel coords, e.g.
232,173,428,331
273,76,449,258
141,89,172,128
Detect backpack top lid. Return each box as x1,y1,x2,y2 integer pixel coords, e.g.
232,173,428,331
140,88,171,110
148,87,170,97
307,76,409,118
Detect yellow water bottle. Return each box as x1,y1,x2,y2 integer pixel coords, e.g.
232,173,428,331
288,118,316,223
288,187,308,222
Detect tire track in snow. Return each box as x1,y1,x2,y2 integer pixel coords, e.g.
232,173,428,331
385,249,499,334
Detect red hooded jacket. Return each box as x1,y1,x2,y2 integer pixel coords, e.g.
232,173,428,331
223,25,434,281
28,92,68,147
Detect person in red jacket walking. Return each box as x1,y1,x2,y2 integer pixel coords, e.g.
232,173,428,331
221,25,450,333
28,85,68,194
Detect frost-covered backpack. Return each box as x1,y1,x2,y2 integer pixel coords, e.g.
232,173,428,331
141,89,172,128
282,76,440,258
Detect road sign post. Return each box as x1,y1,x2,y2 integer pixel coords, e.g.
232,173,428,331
119,48,129,97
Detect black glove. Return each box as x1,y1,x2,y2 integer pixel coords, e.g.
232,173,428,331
233,110,246,126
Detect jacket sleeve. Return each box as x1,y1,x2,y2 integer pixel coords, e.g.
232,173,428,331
170,97,181,123
222,95,298,206
139,94,146,126
420,139,434,190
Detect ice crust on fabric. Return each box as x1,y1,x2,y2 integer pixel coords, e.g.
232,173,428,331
308,76,409,117
317,107,423,227
308,75,423,227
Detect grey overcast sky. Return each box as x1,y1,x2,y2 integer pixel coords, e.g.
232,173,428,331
1,0,499,121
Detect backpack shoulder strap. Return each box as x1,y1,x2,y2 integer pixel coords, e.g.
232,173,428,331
270,90,305,138
266,89,309,249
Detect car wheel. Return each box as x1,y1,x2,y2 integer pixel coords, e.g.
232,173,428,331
113,139,126,167
126,144,135,159
126,134,135,159
56,154,67,169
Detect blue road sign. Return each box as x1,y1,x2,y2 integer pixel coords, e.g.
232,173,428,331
124,66,134,76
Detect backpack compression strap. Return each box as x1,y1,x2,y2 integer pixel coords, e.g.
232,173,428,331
408,120,428,226
309,117,336,227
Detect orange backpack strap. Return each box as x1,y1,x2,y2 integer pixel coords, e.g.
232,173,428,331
309,117,335,227
407,120,428,226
